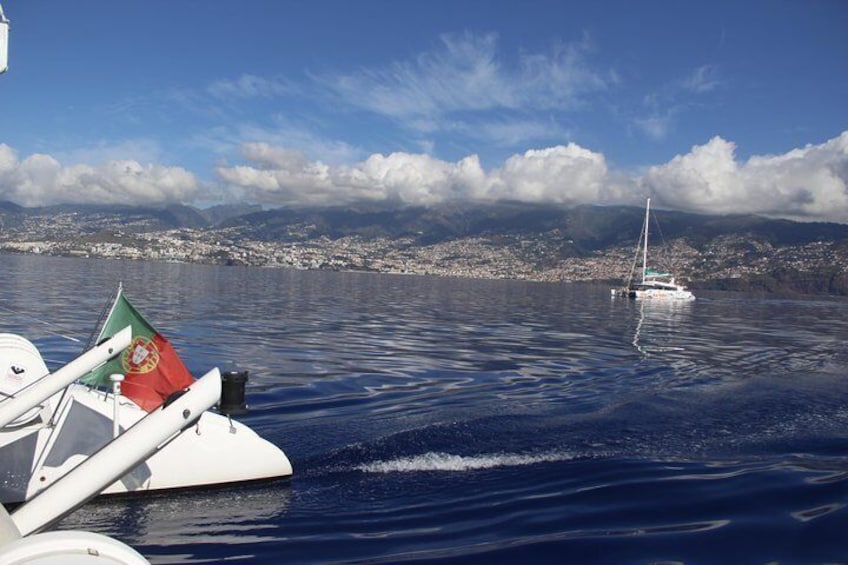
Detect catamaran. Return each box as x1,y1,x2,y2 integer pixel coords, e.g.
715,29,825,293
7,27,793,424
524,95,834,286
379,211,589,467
0,286,292,505
612,198,695,301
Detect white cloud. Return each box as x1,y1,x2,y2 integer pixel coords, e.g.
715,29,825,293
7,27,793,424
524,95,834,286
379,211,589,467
0,143,200,207
642,131,848,222
320,32,507,120
216,132,848,223
632,115,674,142
3,132,847,224
631,64,721,141
488,144,622,204
56,138,165,167
207,74,299,100
680,65,720,93
466,118,573,148
318,31,612,131
215,144,488,206
189,119,362,168
215,140,631,208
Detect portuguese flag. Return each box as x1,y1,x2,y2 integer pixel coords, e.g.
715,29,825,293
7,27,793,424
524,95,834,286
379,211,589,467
81,287,195,412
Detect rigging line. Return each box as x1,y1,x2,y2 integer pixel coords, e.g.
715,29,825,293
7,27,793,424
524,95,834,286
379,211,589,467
651,210,672,270
84,282,120,351
0,302,81,343
627,228,643,285
626,208,648,285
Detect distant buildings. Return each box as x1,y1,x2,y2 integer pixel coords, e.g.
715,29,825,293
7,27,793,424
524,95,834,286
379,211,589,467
1,209,846,294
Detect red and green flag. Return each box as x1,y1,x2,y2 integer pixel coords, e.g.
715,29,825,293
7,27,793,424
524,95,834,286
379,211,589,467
81,288,195,412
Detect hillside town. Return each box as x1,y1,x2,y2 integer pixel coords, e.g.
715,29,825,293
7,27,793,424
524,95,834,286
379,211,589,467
1,208,846,294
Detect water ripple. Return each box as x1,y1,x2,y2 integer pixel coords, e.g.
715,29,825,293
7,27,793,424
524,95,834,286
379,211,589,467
6,255,848,564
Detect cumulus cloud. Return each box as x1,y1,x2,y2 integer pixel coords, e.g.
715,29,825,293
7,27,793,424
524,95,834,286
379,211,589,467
3,132,847,224
215,140,632,208
216,143,490,206
0,144,200,207
215,132,848,223
641,131,848,222
488,145,624,204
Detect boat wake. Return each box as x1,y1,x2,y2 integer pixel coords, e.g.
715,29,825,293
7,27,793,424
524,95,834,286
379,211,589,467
357,450,578,473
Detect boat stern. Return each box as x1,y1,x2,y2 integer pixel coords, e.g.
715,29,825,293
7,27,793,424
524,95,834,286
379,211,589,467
102,409,292,495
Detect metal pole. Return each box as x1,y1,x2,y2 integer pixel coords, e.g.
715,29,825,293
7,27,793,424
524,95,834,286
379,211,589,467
110,374,125,438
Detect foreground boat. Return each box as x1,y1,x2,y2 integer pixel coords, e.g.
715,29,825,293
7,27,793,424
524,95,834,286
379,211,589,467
1,10,285,559
611,198,695,301
0,364,225,564
0,288,292,505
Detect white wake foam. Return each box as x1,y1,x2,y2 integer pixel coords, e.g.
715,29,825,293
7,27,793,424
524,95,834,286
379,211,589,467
357,450,576,473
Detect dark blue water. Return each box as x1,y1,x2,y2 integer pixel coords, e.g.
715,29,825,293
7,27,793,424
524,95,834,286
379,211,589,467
2,253,847,563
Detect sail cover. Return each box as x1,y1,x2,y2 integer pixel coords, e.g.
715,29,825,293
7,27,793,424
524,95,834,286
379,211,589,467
81,288,195,411
645,268,672,277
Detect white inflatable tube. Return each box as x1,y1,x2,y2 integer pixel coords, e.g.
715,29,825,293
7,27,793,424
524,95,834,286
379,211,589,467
11,368,222,537
0,530,150,565
0,326,132,429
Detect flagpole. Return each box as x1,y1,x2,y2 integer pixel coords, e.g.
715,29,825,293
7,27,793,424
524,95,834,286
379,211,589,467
85,282,123,351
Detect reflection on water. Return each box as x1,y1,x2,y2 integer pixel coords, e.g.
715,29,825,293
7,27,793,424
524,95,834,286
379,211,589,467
630,299,694,356
57,483,292,558
791,502,845,523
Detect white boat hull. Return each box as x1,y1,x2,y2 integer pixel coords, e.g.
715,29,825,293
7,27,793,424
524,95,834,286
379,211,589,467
632,287,695,301
0,336,292,505
0,530,150,565
1,369,229,563
611,285,695,301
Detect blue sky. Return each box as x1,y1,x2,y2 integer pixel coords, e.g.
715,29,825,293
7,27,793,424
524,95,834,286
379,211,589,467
1,0,847,222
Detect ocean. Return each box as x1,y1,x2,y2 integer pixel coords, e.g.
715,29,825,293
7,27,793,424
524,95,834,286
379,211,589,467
2,252,847,563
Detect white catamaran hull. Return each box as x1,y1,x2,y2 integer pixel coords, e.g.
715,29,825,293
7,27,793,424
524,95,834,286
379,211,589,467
632,289,694,300
630,284,695,301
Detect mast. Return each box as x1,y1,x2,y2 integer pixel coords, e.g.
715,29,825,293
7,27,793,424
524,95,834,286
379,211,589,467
641,198,650,283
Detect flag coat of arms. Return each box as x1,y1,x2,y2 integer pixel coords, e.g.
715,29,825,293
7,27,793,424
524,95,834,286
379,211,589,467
81,288,195,411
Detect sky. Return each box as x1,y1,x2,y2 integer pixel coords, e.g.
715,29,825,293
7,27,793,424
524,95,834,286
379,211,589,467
0,0,847,223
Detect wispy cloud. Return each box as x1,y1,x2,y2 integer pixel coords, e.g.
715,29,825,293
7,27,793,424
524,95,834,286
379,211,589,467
316,32,508,119
315,31,613,132
188,116,363,168
207,74,300,100
461,117,573,148
632,114,674,142
680,64,721,93
631,64,722,141
86,31,611,169
55,138,165,167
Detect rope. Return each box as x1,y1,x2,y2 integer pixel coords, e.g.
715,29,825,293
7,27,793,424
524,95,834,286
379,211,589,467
650,209,674,272
84,284,120,351
0,302,81,343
